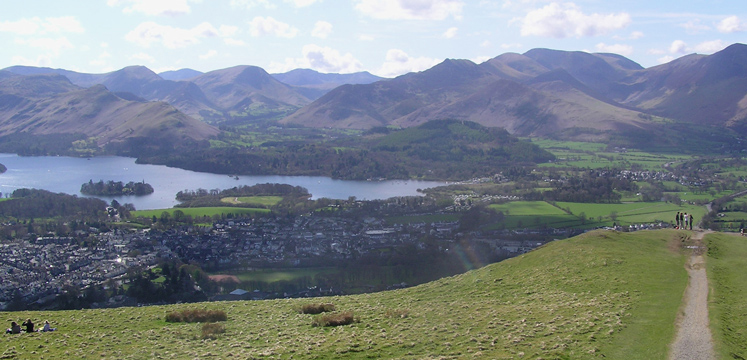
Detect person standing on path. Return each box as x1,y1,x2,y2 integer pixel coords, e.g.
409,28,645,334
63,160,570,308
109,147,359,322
676,212,681,228
690,214,694,230
680,212,685,230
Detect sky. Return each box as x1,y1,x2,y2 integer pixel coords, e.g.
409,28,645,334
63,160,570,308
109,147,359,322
1,0,746,77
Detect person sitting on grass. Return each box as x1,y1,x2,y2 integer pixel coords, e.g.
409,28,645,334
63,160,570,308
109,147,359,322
40,320,56,332
5,322,21,334
22,319,34,333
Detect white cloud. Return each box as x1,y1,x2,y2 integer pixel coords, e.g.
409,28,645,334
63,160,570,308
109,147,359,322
230,0,275,9
718,16,747,33
520,2,631,38
501,43,522,49
595,43,633,56
129,52,155,63
442,27,458,38
124,21,220,48
471,55,491,64
680,19,710,33
11,55,53,67
285,0,320,7
355,0,464,20
16,37,75,54
376,49,441,77
693,40,727,53
0,16,84,35
249,16,299,38
107,0,196,16
669,40,688,54
224,38,247,46
199,49,218,60
269,44,364,73
312,21,333,38
615,31,644,40
219,25,239,37
664,39,727,56
657,55,674,64
90,51,113,68
358,34,375,41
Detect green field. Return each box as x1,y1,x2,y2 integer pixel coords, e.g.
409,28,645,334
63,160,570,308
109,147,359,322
555,201,707,226
530,139,689,171
131,207,269,219
222,268,338,283
707,232,747,358
0,229,699,359
220,196,283,207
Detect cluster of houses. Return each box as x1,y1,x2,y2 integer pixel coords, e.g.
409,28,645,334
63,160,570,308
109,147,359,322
0,230,166,309
0,209,575,309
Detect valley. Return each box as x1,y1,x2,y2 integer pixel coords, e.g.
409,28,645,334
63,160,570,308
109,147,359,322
2,43,747,359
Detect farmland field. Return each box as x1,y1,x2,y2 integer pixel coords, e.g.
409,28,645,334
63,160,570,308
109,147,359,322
132,207,269,219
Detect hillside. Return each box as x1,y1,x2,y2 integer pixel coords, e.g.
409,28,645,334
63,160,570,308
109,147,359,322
284,43,747,143
0,74,218,146
0,230,706,359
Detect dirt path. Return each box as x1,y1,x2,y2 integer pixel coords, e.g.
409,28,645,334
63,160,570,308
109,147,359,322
669,230,715,360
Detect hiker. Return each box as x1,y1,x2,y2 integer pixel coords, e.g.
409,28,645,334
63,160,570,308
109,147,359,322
689,214,694,230
40,320,55,332
675,212,681,228
683,213,689,230
22,319,33,333
5,322,21,334
679,212,684,229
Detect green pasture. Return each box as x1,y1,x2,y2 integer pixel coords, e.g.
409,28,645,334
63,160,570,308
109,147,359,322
555,201,706,226
132,207,269,219
225,268,338,283
489,201,567,216
707,232,747,358
0,230,692,359
220,196,282,207
531,139,689,170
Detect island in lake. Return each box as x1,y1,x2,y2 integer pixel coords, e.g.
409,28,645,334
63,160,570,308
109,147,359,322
81,180,154,196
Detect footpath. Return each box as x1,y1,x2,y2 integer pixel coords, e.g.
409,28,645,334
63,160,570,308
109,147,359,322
669,230,715,360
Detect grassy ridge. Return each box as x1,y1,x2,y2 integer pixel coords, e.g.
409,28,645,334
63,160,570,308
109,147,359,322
0,230,689,359
706,232,747,359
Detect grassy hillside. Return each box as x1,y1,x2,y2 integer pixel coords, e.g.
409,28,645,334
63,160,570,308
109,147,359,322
706,232,747,359
0,229,695,359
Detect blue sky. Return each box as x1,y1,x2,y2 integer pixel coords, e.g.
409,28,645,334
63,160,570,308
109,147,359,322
1,0,745,77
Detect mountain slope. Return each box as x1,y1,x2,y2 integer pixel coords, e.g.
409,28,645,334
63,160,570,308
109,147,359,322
623,43,747,132
159,68,204,81
0,229,693,359
271,68,383,89
0,75,218,145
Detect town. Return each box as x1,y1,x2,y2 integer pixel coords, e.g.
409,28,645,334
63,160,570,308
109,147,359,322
0,205,582,310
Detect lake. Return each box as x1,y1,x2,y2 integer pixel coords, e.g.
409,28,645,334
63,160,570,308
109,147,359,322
0,154,446,210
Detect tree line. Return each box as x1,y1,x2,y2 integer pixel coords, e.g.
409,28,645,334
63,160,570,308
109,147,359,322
80,180,154,196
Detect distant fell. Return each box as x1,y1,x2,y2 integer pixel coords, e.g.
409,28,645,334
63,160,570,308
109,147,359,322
159,68,204,81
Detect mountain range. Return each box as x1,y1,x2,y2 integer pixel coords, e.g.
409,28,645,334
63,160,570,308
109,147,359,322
285,43,747,140
1,43,746,147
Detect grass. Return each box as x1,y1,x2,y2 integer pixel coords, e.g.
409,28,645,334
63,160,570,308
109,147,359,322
220,196,282,207
165,309,227,323
0,229,692,359
131,207,269,219
298,303,336,315
706,232,747,359
223,267,338,283
555,201,706,226
529,138,691,171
